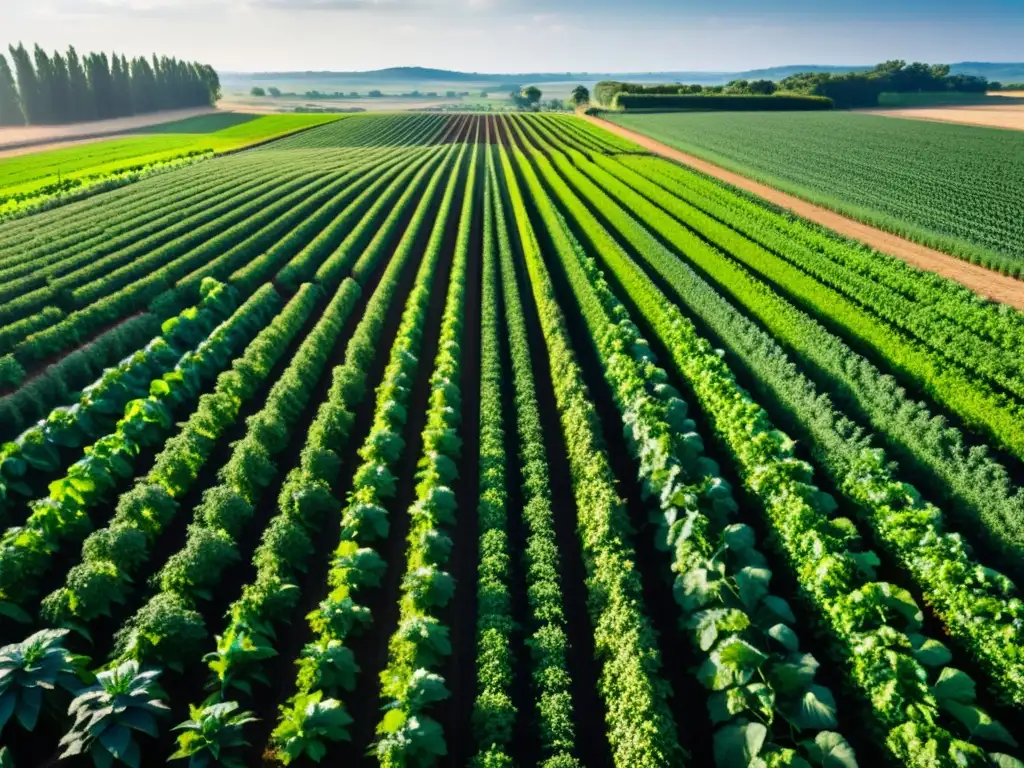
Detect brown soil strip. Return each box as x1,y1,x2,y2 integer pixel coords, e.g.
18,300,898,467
0,134,138,160
860,105,1024,132
583,114,1024,310
0,106,219,152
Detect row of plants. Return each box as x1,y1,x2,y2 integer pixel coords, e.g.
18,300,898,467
0,159,259,282
522,121,1023,766
508,124,857,766
528,124,1024,578
0,314,160,438
0,161,273,312
0,170,309,377
173,159,389,298
527,129,1024,711
558,140,1024,461
549,129,1024,408
540,116,1024,356
0,280,239,522
545,114,641,153
606,152,1024,367
496,132,685,767
59,160,346,315
269,139,469,765
312,146,449,290
469,147,519,767
38,284,318,633
0,160,226,266
483,143,591,767
0,283,280,619
103,166,355,305
0,162,303,330
231,147,413,293
112,279,360,670
376,140,477,768
179,146,459,765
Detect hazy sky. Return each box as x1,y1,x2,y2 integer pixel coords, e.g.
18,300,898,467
3,0,1023,73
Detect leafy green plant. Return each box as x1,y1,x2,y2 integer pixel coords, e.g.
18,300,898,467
170,701,257,768
271,691,352,764
58,660,168,768
0,629,88,737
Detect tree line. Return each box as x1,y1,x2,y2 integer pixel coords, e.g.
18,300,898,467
595,60,1001,109
779,60,995,108
0,43,221,126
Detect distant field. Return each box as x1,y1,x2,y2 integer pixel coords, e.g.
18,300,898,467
0,113,343,215
607,110,1024,273
877,91,1024,107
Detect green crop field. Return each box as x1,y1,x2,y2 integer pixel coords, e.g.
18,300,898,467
606,110,1024,274
0,113,344,216
0,112,1023,768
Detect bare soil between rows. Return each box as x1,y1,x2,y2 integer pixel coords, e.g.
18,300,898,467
583,114,1024,310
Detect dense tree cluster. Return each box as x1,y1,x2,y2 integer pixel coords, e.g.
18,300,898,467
0,43,220,126
596,60,999,109
780,60,992,107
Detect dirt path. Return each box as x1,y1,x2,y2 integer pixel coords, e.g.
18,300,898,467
860,104,1024,132
0,134,137,160
583,114,1024,310
0,106,218,152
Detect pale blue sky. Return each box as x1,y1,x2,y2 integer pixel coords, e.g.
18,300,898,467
2,0,1022,73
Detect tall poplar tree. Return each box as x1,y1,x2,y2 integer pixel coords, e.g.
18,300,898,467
32,45,55,123
66,46,93,121
50,50,73,123
0,54,24,125
8,43,42,123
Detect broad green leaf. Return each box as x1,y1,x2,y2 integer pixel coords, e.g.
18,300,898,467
723,524,756,552
791,685,838,730
769,653,820,696
801,731,859,768
932,667,976,704
719,638,769,670
736,567,771,610
761,595,796,625
908,634,952,668
713,719,768,768
768,624,800,652
941,701,1018,748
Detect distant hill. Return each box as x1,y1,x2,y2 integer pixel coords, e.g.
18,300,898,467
222,62,1024,90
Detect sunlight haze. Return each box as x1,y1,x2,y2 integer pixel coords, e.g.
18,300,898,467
4,0,1023,72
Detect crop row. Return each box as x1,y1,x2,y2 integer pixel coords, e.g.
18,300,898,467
507,114,1022,765
270,138,469,764
507,117,856,764
497,130,686,766
0,279,240,524
525,116,1024,579
0,284,281,622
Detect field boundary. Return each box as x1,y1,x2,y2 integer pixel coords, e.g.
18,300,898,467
583,113,1024,309
0,107,220,153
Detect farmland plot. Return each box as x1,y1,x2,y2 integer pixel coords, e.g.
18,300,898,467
0,112,1022,768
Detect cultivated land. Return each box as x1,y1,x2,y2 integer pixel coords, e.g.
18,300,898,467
0,106,220,152
587,113,1024,308
0,113,344,217
605,110,1024,275
1,113,1024,768
864,102,1024,132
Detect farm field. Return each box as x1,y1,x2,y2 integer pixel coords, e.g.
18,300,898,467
1,112,1023,768
863,102,1024,133
606,110,1024,275
0,113,344,218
